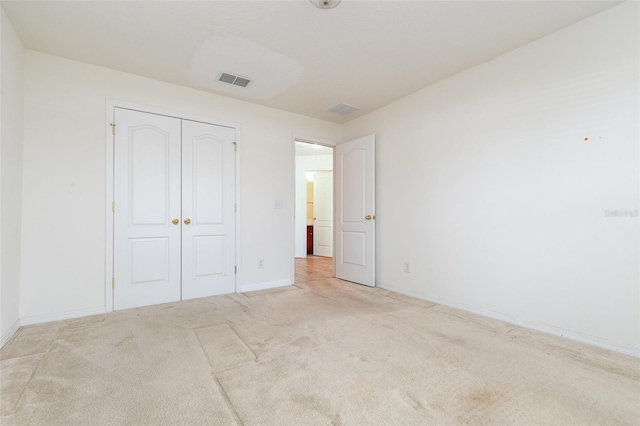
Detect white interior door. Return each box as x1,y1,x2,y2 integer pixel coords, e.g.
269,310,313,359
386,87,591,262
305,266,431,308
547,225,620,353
334,135,375,286
181,120,236,299
113,108,182,310
313,171,333,257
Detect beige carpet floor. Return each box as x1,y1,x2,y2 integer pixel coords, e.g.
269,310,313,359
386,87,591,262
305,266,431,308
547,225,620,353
1,278,638,425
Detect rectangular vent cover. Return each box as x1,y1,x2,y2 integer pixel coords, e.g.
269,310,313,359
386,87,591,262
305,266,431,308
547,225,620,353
328,103,359,115
219,72,252,88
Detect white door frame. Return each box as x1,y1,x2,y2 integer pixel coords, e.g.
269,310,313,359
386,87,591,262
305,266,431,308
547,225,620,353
105,100,241,312
290,135,336,284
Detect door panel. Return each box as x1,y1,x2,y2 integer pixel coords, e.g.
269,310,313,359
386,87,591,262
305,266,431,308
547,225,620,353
181,120,236,300
313,171,333,257
130,238,170,284
194,137,224,224
194,236,225,277
114,108,182,310
341,231,366,266
342,150,365,223
129,127,172,225
335,135,375,286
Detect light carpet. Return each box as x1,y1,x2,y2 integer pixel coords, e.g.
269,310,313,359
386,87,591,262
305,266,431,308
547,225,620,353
1,278,638,425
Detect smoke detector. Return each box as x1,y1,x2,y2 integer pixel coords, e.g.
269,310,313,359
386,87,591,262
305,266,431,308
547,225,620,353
327,103,359,115
218,72,252,88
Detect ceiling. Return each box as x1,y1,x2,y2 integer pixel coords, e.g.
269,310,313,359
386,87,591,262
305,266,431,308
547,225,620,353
295,141,334,156
2,0,621,123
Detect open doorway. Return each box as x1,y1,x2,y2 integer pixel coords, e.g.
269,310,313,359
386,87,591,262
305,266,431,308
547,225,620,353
294,140,334,283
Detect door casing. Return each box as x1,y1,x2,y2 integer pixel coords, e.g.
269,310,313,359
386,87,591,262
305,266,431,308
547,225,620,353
291,136,337,283
105,100,241,312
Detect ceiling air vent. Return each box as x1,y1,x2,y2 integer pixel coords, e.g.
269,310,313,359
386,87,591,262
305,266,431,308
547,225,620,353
218,72,252,88
327,103,359,115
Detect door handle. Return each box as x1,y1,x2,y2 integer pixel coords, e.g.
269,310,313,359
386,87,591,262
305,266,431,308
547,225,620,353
365,215,375,220
184,218,191,225
172,218,179,225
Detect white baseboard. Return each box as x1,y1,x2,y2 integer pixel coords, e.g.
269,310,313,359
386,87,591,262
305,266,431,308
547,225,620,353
20,306,106,327
378,283,640,358
1,318,21,349
240,279,292,294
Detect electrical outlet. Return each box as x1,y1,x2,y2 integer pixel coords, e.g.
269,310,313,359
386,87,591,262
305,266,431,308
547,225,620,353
258,259,264,269
404,262,411,273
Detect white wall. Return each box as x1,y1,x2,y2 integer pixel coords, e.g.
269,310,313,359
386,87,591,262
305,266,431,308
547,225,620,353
294,153,333,258
1,9,25,345
20,51,341,319
342,2,639,354
9,1,639,355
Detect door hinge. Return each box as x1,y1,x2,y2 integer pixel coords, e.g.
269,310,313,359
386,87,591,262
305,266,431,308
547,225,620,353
112,277,115,288
234,203,237,212
112,201,116,212
110,123,116,135
233,142,237,151
234,266,237,274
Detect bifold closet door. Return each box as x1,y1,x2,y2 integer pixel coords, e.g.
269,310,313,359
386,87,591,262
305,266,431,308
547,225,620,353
113,109,182,310
181,120,236,299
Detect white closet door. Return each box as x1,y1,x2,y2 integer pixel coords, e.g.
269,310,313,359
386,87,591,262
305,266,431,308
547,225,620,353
113,108,182,310
181,120,236,299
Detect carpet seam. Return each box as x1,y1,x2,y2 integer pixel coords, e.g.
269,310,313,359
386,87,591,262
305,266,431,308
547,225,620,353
211,359,257,374
7,337,54,416
228,295,252,311
226,322,258,361
213,374,244,426
191,328,245,425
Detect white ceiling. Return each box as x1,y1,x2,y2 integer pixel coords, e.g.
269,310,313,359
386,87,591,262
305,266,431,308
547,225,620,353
295,141,334,156
2,0,621,123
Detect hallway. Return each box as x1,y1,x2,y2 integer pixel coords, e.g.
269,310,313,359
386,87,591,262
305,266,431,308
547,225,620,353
294,256,332,283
